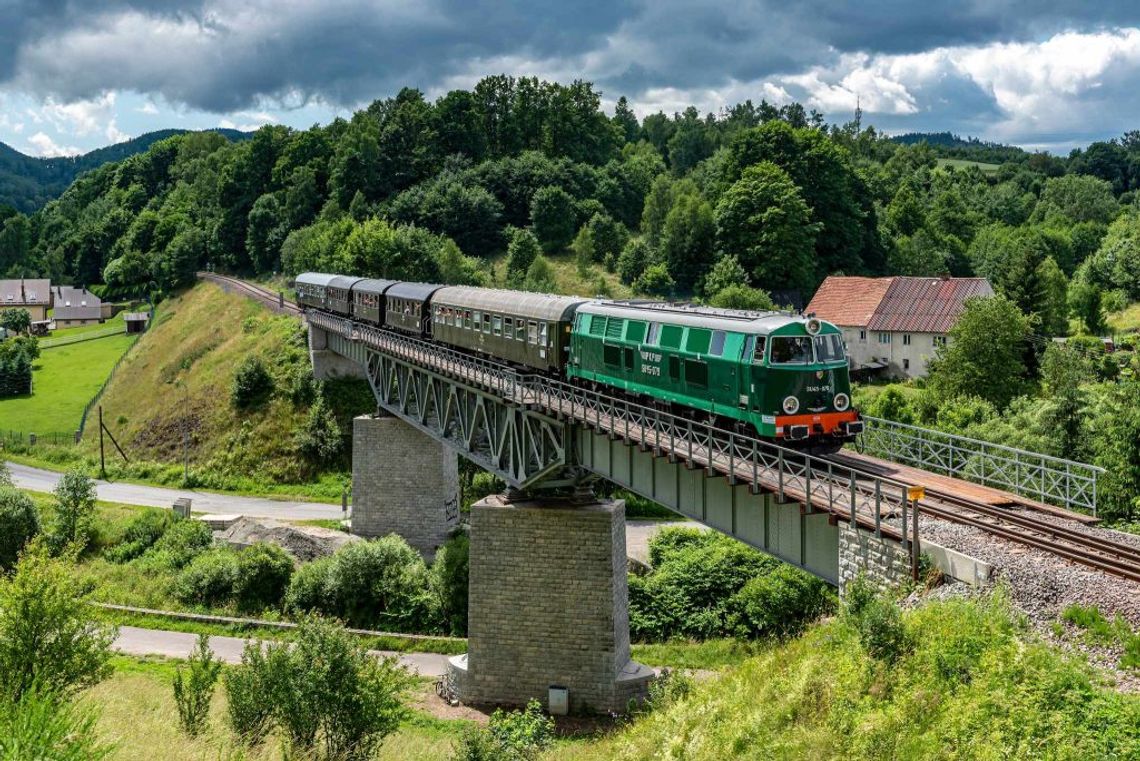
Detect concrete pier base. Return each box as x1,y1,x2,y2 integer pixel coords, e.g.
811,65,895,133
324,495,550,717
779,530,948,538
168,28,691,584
448,495,653,714
350,414,459,556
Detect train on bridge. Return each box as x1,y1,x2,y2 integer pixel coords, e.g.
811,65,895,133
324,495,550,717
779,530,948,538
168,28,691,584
295,273,863,453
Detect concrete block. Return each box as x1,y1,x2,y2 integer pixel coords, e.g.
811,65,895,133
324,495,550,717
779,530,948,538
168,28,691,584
921,540,994,587
195,514,241,531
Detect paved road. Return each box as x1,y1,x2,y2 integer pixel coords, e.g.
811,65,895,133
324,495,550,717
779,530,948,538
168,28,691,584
114,625,451,677
6,461,340,521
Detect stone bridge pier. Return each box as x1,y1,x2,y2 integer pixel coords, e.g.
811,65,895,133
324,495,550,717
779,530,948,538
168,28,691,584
448,495,653,714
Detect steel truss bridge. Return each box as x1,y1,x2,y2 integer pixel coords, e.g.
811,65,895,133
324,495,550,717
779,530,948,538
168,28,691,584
308,310,1110,584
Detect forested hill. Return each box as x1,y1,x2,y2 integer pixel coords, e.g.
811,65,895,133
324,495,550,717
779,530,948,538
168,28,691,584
0,128,249,213
889,131,1027,164
1,75,1139,351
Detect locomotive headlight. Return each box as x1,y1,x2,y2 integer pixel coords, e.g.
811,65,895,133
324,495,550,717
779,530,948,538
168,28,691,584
805,318,822,335
833,392,850,411
782,395,800,414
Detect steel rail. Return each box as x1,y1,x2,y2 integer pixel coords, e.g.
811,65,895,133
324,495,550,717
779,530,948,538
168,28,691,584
196,272,302,316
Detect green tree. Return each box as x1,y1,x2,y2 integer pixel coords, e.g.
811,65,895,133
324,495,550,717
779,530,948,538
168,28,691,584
529,185,577,253
1041,344,1093,457
0,307,31,334
612,96,641,144
640,174,679,248
708,285,776,311
0,542,116,702
571,224,595,277
885,182,926,236
702,254,750,298
173,634,221,737
1068,278,1106,335
505,227,541,286
1033,174,1119,225
634,262,675,296
1034,256,1070,338
522,256,557,293
714,162,818,293
584,212,629,269
1081,211,1140,299
0,488,40,569
296,393,342,466
616,237,652,285
928,296,1030,409
245,193,286,273
660,191,716,293
231,356,274,410
47,471,97,555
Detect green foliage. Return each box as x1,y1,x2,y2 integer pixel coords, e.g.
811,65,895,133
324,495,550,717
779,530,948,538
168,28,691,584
522,254,558,294
728,564,835,638
928,295,1030,409
0,306,31,333
140,517,214,570
584,212,629,268
174,548,239,606
634,262,675,297
453,699,555,761
232,542,294,611
616,236,652,285
0,691,113,761
431,533,470,636
103,507,174,564
0,541,116,702
707,284,776,311
714,161,819,293
225,616,412,759
701,254,749,298
530,185,577,253
47,469,98,555
505,226,541,286
0,332,34,396
172,633,221,737
660,189,716,292
295,392,343,465
230,355,274,410
0,488,40,569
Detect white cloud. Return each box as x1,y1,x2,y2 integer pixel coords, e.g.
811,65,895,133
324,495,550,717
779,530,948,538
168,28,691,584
40,92,118,136
105,119,129,143
27,131,82,157
136,101,159,115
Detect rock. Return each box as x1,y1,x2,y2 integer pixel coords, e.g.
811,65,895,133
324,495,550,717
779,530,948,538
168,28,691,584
215,516,361,562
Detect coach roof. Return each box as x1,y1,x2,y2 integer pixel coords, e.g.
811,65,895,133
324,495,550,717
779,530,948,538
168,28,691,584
434,287,587,322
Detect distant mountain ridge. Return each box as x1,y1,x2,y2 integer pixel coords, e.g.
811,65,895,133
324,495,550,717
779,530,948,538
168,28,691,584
0,128,250,213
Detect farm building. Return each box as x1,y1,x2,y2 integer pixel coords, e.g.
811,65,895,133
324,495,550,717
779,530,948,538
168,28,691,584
123,312,149,334
0,278,51,321
52,286,108,327
805,275,993,379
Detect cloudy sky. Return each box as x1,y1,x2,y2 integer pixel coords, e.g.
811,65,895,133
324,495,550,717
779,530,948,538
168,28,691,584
3,1,1140,157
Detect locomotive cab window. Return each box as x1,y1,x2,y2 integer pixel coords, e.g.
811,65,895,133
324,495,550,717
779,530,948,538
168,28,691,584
709,331,727,357
646,322,661,345
752,336,767,364
813,334,845,364
770,336,813,365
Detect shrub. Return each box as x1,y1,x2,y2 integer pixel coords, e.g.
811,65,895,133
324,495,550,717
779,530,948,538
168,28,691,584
644,668,694,712
0,691,112,761
232,543,294,611
224,644,273,745
322,536,437,631
453,699,555,761
0,542,116,702
295,393,343,465
283,555,335,614
141,518,214,569
844,579,911,665
174,549,239,606
226,616,412,758
0,488,40,569
728,565,836,638
46,470,97,554
231,356,274,410
104,509,174,564
173,634,221,737
432,533,470,636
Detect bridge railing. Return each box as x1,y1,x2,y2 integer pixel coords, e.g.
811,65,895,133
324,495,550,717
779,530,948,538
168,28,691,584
857,415,1103,515
310,309,917,538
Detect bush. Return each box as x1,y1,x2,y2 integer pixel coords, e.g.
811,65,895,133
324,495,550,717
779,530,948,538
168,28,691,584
0,542,116,702
232,543,294,611
728,565,836,638
140,518,214,569
432,533,469,636
225,616,412,758
173,634,221,737
283,555,335,615
0,488,40,569
174,549,239,606
295,393,343,465
224,645,273,745
0,691,112,760
231,356,274,410
844,578,911,664
104,508,174,564
453,699,555,761
322,536,438,631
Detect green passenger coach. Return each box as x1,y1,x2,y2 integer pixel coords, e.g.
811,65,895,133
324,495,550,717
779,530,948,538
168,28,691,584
567,301,862,451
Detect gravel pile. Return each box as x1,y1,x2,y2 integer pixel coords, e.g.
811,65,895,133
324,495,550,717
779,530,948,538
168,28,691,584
216,516,360,561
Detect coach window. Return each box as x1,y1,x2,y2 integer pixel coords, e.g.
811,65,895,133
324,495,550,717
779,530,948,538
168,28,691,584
492,315,502,336
528,321,538,345
516,319,526,341
539,322,549,347
504,316,514,338
482,313,492,333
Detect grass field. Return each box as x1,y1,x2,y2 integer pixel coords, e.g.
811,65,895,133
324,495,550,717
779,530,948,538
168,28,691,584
0,330,136,434
85,657,469,761
936,157,1002,174
489,251,633,298
1107,302,1140,334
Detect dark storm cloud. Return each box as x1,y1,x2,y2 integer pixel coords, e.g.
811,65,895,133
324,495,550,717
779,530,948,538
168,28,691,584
3,0,1140,114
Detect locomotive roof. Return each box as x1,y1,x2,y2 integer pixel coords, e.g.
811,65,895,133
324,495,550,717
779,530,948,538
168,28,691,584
329,275,364,291
295,272,339,287
354,278,400,295
434,286,588,322
386,281,445,301
581,300,826,335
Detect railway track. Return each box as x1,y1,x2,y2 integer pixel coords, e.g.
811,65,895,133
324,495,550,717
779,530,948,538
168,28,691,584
826,452,1140,584
197,272,302,316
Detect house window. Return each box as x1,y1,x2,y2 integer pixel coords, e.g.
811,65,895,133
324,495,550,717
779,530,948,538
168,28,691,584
904,358,910,370
878,333,891,344
933,335,947,347
902,334,911,346
859,329,866,341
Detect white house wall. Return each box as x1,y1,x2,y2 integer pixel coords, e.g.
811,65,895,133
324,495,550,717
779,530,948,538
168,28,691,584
839,326,947,379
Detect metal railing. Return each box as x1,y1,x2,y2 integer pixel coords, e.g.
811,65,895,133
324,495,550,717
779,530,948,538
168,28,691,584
1,429,80,447
858,415,1103,515
309,310,915,539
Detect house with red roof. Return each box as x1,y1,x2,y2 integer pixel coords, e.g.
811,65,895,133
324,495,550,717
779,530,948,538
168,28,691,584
805,275,994,379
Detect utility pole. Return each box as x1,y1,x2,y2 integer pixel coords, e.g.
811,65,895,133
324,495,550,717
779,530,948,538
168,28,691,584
98,405,106,479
